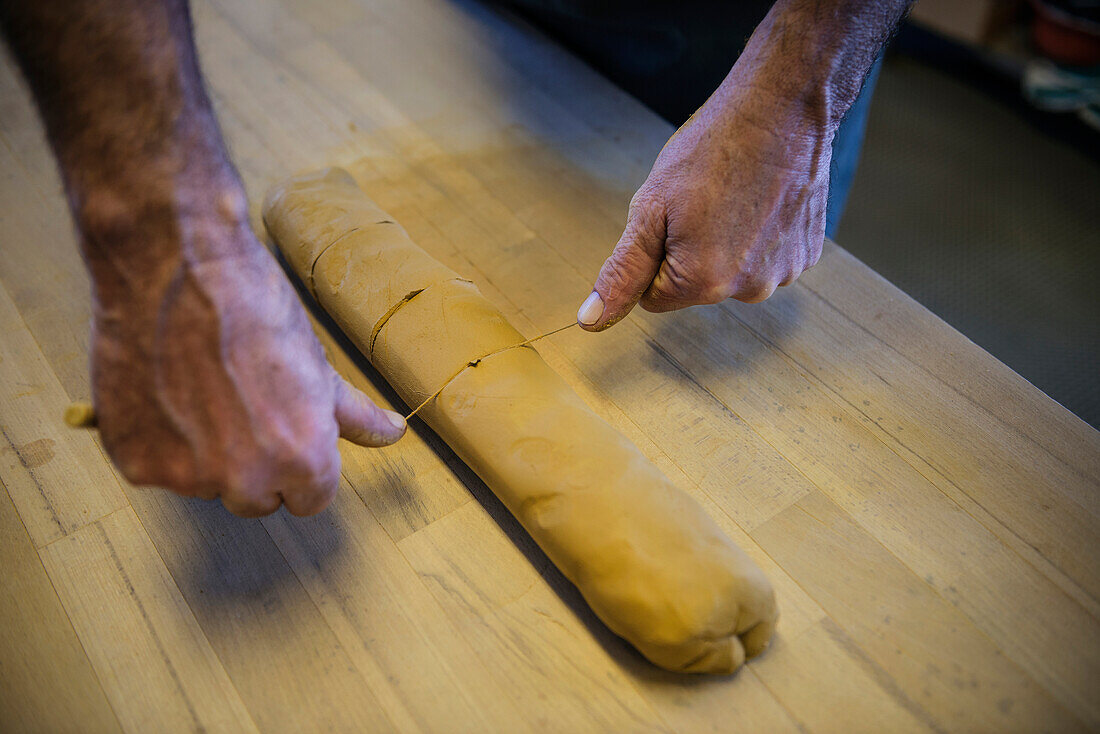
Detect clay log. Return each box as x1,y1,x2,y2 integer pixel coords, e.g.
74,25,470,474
262,168,777,674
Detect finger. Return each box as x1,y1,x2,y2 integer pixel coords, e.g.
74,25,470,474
334,377,406,447
577,200,666,332
731,279,778,304
778,269,800,288
219,489,283,518
280,450,341,518
283,482,338,517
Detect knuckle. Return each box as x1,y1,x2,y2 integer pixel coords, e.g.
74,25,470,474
274,453,339,518
282,445,338,485
745,281,779,303
701,282,732,304
284,482,338,518
695,271,733,304
99,433,143,482
113,452,151,486
222,487,281,518
112,449,172,490
729,270,775,303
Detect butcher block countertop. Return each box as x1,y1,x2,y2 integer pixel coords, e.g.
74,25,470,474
1,0,1097,731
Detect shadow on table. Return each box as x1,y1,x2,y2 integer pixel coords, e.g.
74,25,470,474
578,292,805,417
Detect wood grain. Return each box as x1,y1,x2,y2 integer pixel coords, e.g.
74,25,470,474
262,479,532,733
0,477,120,733
0,0,1096,730
0,280,125,546
39,508,260,733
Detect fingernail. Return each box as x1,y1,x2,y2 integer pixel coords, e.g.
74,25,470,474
577,291,604,325
384,409,406,432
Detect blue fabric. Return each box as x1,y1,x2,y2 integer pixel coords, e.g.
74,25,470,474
827,56,882,237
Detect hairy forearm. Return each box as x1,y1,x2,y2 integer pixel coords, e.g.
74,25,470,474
715,0,912,132
0,0,247,304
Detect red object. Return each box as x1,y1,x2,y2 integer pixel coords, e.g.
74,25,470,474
1031,1,1100,65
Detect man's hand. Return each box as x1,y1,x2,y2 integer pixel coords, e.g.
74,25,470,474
2,0,406,517
86,184,406,517
576,0,912,330
577,88,831,329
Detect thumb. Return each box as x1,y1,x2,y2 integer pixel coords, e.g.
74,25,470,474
577,197,666,332
333,376,407,447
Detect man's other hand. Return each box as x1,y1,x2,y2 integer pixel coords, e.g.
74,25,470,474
86,184,406,517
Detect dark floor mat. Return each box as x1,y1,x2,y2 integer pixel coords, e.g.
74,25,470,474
838,54,1100,427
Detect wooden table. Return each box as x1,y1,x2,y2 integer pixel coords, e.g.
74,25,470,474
2,0,1097,731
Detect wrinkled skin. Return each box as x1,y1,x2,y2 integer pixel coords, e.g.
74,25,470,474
602,91,827,323
85,182,406,517
595,93,830,326
577,0,912,331
1,0,406,517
